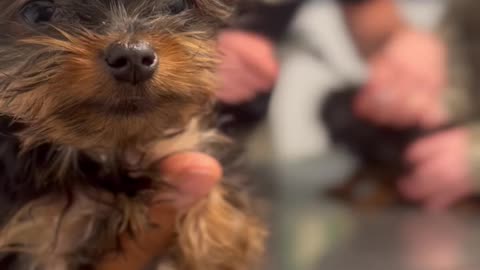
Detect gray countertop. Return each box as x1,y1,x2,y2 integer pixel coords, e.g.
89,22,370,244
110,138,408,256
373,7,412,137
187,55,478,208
247,151,480,270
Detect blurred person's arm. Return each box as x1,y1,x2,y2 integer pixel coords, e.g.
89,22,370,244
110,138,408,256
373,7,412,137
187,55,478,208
342,0,467,211
215,1,300,105
396,0,480,211
346,0,447,130
341,0,406,57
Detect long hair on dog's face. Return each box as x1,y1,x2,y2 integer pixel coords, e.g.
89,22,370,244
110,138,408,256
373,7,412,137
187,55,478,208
0,0,234,150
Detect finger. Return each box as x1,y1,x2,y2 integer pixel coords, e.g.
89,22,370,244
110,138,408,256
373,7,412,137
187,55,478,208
380,39,446,98
369,89,400,125
155,152,223,210
396,91,445,129
394,92,430,128
386,55,432,85
357,58,401,124
368,55,392,84
354,84,394,124
218,49,272,103
217,65,259,104
413,67,446,97
373,49,446,127
236,55,277,91
418,102,449,128
377,74,420,127
373,59,442,128
230,58,275,94
219,31,278,83
382,38,443,80
425,190,465,213
399,157,449,200
355,58,386,119
217,77,259,104
352,88,370,119
405,134,452,164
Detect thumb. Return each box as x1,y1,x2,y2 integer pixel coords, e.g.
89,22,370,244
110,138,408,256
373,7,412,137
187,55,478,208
154,152,223,211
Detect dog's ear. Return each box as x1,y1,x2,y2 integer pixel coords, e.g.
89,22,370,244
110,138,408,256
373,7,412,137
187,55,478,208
193,0,240,22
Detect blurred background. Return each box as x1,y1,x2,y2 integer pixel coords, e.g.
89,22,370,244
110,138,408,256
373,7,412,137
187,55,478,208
216,1,480,270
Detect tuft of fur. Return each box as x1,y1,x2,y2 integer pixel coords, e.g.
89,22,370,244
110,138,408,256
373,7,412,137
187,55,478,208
177,188,266,270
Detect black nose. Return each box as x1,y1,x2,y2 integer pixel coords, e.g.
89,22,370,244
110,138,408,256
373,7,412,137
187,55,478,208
105,42,158,84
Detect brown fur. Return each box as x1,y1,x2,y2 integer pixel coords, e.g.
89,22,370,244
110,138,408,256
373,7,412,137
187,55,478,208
0,1,266,269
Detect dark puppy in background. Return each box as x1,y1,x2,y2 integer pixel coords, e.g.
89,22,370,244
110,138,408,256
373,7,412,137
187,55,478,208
0,1,265,270
320,85,479,209
321,86,420,208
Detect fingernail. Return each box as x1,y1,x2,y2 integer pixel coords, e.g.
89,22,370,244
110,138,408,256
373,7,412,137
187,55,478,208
175,170,218,198
166,170,218,210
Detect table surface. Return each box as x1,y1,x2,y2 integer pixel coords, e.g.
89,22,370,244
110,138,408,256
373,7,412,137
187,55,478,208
247,151,480,270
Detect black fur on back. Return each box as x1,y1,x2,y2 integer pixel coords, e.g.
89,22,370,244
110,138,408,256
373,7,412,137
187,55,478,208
0,116,153,269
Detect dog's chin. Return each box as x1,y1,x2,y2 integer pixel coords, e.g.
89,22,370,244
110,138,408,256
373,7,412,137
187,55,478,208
103,101,156,117
82,98,158,117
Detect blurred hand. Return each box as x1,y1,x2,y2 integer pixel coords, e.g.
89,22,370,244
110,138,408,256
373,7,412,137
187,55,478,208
216,30,279,104
399,128,474,211
354,28,447,128
98,152,222,270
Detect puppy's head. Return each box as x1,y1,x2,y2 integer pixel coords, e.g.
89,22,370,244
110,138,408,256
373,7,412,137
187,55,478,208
0,0,236,149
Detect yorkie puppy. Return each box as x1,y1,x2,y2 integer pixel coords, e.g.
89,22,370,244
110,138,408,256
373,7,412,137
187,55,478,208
0,1,265,269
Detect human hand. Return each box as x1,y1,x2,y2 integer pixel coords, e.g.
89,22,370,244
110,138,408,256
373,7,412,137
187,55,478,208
399,128,474,211
354,28,447,128
216,30,278,105
97,152,222,270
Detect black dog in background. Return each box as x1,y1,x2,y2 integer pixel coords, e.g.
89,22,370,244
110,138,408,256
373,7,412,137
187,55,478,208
320,85,480,210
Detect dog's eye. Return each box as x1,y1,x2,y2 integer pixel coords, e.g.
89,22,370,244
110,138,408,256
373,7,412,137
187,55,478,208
168,0,190,15
21,1,57,25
